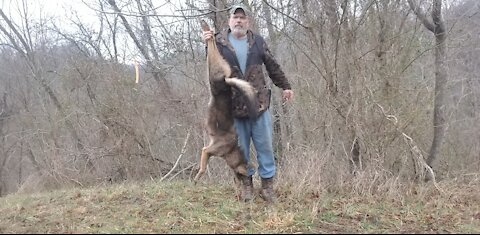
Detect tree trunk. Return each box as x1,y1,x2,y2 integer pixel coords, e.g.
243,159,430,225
428,0,447,167
408,0,447,169
207,0,229,31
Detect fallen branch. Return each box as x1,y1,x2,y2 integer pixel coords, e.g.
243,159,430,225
375,104,443,194
168,162,197,181
159,129,191,182
401,133,443,194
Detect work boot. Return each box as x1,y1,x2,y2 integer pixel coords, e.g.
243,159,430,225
241,175,254,202
260,177,276,203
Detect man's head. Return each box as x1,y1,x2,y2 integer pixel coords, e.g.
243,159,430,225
229,3,250,16
228,4,250,38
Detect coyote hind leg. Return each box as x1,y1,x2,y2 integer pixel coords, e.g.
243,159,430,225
194,146,211,183
225,147,248,177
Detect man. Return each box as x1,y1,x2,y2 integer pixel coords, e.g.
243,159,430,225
202,3,294,202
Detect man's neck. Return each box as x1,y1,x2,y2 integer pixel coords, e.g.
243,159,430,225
233,34,247,40
231,31,247,40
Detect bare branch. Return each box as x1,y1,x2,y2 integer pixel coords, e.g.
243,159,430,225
159,129,191,182
262,0,310,29
407,0,435,32
0,9,32,54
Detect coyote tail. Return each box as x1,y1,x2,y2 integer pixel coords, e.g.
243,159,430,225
225,78,257,119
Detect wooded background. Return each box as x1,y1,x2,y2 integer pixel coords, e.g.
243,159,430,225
0,0,479,196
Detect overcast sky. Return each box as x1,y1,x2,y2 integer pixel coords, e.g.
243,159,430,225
1,0,179,26
1,0,184,64
0,0,99,30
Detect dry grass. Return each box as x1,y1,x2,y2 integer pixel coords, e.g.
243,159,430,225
0,179,478,233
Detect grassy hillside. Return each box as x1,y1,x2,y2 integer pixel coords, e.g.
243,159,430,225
0,180,478,233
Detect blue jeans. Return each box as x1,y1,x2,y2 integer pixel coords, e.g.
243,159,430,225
234,109,275,179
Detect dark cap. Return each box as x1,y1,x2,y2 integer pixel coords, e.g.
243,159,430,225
229,3,250,16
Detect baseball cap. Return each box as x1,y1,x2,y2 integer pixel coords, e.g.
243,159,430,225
229,3,250,16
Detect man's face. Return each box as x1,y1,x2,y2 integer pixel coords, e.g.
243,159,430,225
229,10,249,36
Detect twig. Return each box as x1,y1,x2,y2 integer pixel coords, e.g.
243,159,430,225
168,162,197,181
159,129,191,182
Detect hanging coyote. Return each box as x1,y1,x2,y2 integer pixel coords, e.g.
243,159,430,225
193,20,257,186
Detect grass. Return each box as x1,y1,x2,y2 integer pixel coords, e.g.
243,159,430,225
0,179,478,233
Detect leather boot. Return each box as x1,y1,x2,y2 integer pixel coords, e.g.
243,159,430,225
260,177,276,203
242,175,253,202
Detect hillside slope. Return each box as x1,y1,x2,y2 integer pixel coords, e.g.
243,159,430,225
0,180,478,233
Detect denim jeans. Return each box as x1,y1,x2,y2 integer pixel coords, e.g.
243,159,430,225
234,109,275,179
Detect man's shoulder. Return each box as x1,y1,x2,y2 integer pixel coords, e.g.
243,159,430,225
248,30,264,39
247,30,266,46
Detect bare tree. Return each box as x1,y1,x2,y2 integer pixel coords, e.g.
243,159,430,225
206,0,229,30
0,92,11,195
107,0,172,96
408,0,447,173
0,8,95,172
0,0,478,196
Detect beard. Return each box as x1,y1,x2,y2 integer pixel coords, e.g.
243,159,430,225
231,25,247,36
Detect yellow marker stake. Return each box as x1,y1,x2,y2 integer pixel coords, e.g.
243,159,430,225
134,61,139,84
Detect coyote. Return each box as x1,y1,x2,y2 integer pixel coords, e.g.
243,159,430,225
193,20,257,185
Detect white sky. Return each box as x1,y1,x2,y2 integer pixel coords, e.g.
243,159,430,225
1,0,186,64
1,0,179,29
0,0,100,31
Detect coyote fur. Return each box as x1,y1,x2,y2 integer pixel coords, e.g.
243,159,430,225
194,20,257,184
